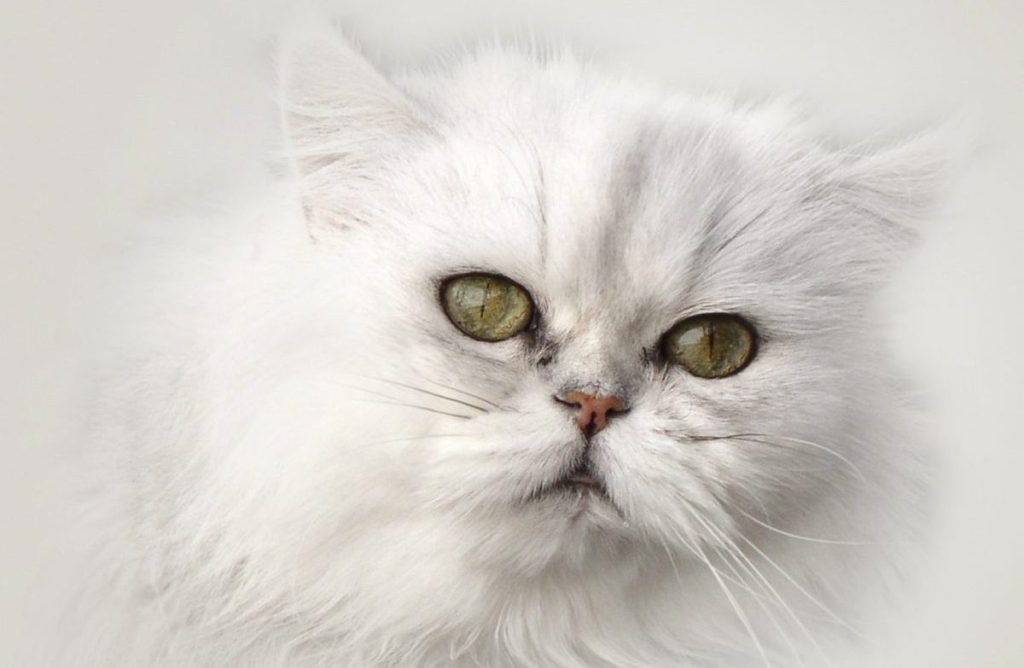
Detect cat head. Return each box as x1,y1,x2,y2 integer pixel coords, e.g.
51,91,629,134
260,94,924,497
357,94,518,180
250,25,943,579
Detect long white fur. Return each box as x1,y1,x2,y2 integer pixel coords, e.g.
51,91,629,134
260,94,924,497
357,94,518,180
65,21,942,668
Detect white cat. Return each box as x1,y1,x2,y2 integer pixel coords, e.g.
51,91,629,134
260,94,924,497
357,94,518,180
66,22,943,668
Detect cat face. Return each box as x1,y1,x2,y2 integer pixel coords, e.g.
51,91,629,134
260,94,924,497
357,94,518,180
266,28,939,576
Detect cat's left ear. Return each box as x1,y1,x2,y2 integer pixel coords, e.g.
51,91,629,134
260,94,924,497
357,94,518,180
278,21,427,226
830,128,957,232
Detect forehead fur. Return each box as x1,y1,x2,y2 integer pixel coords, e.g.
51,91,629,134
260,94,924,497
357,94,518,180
282,29,942,339
377,53,887,333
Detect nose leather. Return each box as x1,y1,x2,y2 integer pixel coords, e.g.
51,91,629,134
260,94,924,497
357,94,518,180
560,391,628,437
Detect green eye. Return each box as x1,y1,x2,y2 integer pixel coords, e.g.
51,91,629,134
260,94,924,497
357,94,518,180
441,273,534,342
662,314,756,378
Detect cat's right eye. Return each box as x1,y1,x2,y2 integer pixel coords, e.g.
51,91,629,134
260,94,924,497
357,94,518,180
441,273,535,342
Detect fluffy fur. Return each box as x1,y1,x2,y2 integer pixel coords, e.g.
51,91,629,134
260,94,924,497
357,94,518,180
67,23,942,668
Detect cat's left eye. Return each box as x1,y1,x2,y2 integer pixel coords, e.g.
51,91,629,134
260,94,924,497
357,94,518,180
662,314,756,378
441,273,534,342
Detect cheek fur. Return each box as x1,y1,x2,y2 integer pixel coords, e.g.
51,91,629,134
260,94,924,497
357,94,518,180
588,364,866,552
414,381,580,510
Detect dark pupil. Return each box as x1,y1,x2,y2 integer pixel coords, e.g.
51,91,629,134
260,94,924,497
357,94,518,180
704,321,718,361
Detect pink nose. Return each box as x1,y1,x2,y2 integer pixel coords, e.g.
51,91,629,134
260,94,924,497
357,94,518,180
559,391,628,437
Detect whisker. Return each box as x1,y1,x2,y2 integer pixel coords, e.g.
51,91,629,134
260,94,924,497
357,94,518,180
668,512,771,667
341,384,477,419
688,507,830,667
685,432,867,484
709,541,806,668
360,433,478,447
421,378,504,410
344,372,505,410
734,530,864,638
734,506,867,546
697,542,771,667
350,398,472,420
365,378,491,413
652,521,763,599
662,504,804,667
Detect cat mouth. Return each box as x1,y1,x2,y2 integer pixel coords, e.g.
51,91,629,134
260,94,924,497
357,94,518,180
533,458,611,501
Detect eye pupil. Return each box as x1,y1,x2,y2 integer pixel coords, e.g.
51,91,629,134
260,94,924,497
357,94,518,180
442,273,534,342
662,314,755,378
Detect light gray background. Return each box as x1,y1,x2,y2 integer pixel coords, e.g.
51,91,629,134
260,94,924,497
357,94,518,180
2,0,1022,665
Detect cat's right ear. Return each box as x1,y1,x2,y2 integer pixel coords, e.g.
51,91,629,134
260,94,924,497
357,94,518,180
277,21,426,227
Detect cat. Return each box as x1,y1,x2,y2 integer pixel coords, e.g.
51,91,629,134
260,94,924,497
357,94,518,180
65,20,944,668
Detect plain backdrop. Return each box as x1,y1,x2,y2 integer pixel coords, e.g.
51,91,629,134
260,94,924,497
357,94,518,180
2,0,1022,665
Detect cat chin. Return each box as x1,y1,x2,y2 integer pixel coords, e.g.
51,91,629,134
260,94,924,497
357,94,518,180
439,495,638,580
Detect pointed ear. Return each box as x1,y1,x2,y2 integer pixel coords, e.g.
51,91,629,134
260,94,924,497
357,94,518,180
277,22,425,225
789,128,959,293
831,128,956,230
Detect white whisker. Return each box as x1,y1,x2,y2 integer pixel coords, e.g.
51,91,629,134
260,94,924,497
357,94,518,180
689,506,831,667
686,432,868,484
736,530,864,638
735,506,867,546
667,512,772,667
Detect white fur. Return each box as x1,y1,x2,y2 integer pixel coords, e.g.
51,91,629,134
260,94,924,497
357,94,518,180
66,23,942,668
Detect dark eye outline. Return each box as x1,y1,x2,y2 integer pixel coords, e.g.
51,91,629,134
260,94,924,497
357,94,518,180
659,313,758,378
438,272,537,342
